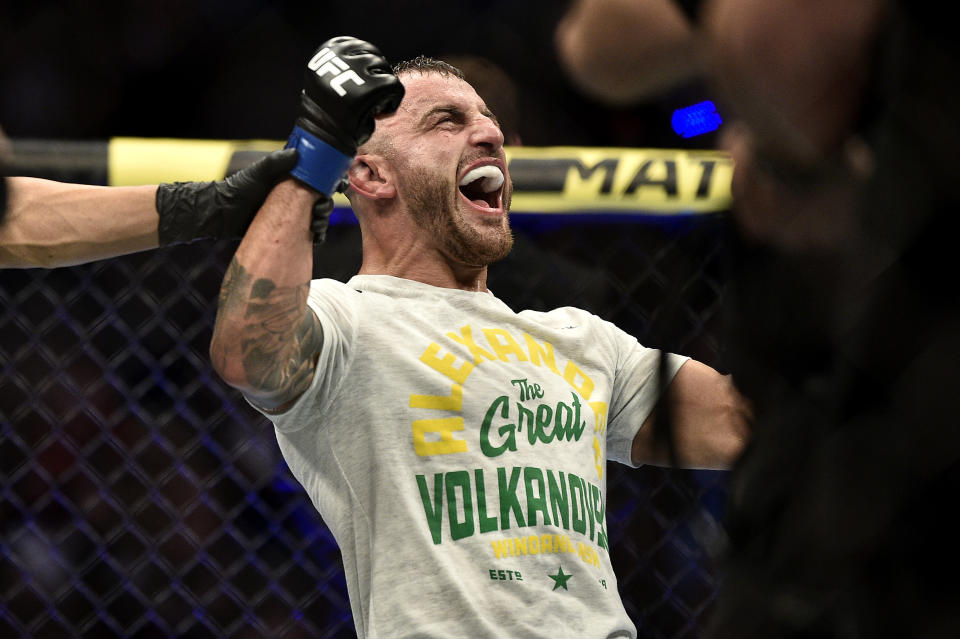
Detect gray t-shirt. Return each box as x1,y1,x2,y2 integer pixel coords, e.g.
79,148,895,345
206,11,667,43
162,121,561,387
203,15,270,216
258,274,688,638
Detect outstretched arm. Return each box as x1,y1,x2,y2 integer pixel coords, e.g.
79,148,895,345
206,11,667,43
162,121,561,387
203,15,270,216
633,359,752,470
0,178,158,268
0,149,297,269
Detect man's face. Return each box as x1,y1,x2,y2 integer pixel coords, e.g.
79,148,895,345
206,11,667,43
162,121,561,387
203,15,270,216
371,72,514,267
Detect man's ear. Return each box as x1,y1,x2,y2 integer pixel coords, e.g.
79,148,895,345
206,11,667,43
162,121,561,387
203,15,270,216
347,154,396,200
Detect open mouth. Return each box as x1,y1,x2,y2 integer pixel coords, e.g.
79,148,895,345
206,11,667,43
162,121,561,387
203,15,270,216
458,164,505,212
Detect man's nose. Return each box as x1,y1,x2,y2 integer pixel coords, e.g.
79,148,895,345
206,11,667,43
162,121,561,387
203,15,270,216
469,116,504,150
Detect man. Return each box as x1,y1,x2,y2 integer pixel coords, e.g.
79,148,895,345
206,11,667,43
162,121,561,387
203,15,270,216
0,123,305,268
210,37,749,638
559,2,960,638
556,0,882,251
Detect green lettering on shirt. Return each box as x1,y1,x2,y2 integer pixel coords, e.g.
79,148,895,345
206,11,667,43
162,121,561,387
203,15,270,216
480,395,516,457
498,466,526,530
446,470,475,541
475,468,499,534
547,469,570,529
569,472,587,535
416,473,444,545
524,467,551,527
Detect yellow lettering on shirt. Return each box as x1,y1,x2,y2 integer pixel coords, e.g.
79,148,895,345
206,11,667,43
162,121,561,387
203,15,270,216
446,325,498,364
488,534,602,569
420,343,474,385
540,534,554,554
412,417,468,456
576,542,601,568
490,539,511,559
410,384,463,411
589,401,608,436
527,536,540,555
563,360,594,400
482,328,530,363
523,333,560,375
590,402,608,479
592,437,604,480
513,537,528,556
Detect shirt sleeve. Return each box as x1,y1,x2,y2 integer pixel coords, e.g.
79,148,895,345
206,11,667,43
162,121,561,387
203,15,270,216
247,278,359,433
603,320,689,466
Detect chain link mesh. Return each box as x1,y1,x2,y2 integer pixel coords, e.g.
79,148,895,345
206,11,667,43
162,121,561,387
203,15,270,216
1,215,730,638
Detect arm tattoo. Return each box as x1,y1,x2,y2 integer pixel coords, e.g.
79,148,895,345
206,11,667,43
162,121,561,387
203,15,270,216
215,257,323,407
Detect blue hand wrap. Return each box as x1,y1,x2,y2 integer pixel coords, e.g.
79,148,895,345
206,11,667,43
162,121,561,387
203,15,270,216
284,126,353,195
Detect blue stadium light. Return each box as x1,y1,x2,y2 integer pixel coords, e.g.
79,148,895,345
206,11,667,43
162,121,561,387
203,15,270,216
671,101,722,138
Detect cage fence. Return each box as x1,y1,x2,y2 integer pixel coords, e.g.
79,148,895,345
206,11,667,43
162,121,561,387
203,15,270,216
1,210,731,639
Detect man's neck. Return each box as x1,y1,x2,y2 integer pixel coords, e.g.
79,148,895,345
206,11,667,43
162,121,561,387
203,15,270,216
354,205,492,291
358,258,489,292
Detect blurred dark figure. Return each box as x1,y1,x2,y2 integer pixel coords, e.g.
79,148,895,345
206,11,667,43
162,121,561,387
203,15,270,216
704,1,960,637
555,0,700,106
558,0,960,637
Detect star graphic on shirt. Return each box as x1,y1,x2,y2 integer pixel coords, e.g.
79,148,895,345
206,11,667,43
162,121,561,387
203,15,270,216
548,566,572,591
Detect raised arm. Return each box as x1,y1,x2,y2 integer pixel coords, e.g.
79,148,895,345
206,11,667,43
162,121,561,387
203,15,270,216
209,35,404,411
632,359,752,470
209,180,323,411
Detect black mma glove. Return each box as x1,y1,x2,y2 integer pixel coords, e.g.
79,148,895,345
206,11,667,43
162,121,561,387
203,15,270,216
155,148,298,246
285,36,405,196
310,195,335,244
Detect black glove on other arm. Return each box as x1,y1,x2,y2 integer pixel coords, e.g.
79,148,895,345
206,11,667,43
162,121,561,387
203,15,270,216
155,148,297,246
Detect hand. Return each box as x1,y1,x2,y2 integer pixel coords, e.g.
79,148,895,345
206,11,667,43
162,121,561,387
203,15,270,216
155,148,298,245
286,36,405,195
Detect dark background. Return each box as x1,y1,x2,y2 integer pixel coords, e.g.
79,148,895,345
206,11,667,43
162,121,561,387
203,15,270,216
0,0,716,149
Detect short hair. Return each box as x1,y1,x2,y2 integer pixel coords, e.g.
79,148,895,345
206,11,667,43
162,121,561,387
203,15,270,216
393,56,465,80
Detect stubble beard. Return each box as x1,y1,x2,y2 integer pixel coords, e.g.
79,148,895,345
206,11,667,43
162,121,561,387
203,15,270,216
403,166,514,267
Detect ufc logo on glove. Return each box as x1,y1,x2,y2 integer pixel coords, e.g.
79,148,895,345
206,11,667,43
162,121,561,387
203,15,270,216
285,36,403,198
308,48,365,96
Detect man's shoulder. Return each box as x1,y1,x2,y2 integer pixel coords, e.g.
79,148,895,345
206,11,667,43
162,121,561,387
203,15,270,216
517,305,602,328
304,278,366,319
308,277,358,297
518,306,635,346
